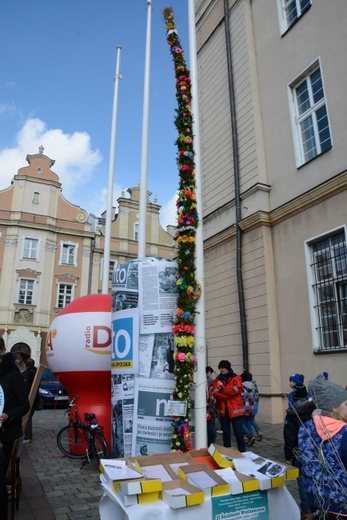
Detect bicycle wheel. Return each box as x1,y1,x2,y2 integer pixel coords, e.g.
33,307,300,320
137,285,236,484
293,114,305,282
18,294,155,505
57,425,89,459
92,433,109,466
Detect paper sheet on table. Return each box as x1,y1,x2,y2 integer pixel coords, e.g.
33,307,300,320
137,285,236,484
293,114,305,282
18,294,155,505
101,460,141,481
215,467,240,484
141,464,173,482
164,488,190,496
232,456,285,480
169,462,190,476
187,470,217,489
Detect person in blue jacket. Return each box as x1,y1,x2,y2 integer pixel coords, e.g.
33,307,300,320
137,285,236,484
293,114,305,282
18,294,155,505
288,373,307,407
298,375,347,519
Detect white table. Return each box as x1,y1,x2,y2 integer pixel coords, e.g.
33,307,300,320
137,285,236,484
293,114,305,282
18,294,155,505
99,483,300,520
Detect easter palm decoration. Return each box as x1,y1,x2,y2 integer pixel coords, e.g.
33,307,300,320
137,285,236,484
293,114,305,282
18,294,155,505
163,7,200,452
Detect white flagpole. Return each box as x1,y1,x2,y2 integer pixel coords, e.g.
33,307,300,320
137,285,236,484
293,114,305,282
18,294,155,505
188,0,207,448
102,45,122,294
138,0,152,259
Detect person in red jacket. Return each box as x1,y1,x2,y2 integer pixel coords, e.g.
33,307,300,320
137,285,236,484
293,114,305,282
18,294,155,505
212,360,246,452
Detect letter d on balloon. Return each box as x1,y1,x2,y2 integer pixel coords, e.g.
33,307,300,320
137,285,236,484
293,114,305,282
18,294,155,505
93,325,111,349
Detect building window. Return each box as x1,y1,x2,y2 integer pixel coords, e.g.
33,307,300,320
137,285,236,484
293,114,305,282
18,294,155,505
23,237,39,260
289,64,332,167
278,0,311,34
57,283,73,308
109,261,116,281
134,223,139,241
308,230,347,351
60,242,77,266
18,279,34,305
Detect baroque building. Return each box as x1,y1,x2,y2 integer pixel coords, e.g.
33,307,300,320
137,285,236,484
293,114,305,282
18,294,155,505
0,149,175,364
196,0,347,421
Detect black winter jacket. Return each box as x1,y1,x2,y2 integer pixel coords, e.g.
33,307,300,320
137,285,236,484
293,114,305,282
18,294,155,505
283,398,316,464
0,353,30,443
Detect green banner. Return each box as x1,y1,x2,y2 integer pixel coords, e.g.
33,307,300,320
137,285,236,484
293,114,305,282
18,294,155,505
212,490,269,520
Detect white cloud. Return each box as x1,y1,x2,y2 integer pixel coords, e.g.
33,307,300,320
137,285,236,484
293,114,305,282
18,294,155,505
0,118,102,197
159,192,177,230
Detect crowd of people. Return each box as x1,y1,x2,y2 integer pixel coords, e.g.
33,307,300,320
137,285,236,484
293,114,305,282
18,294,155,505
206,360,261,452
1,335,346,520
284,371,347,520
0,338,40,519
206,360,347,520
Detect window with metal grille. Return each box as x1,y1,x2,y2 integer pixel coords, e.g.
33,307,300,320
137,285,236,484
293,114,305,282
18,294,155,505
19,279,34,304
311,231,347,351
57,283,73,308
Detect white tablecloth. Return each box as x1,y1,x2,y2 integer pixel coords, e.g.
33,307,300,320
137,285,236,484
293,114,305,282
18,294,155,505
99,484,300,520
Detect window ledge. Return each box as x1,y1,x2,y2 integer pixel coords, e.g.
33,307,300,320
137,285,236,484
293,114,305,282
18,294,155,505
313,347,347,355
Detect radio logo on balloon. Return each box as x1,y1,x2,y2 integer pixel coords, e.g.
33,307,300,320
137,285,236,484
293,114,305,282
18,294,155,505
84,325,111,354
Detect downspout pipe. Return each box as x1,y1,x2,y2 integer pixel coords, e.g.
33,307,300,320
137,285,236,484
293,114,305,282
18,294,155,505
223,0,249,372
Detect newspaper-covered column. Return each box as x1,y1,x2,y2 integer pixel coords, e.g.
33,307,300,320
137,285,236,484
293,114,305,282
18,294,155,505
111,258,178,457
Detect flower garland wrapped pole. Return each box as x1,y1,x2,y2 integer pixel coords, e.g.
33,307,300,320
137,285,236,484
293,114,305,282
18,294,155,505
163,7,203,452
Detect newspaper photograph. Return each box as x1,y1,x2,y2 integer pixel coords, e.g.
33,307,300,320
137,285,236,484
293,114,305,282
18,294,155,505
138,258,177,334
132,376,175,456
111,374,135,458
138,332,175,380
112,260,139,312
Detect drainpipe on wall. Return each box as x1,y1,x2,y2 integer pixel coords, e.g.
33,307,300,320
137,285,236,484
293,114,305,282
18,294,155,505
223,0,249,372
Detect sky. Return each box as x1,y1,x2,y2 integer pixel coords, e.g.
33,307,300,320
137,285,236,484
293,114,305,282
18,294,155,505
0,1,191,229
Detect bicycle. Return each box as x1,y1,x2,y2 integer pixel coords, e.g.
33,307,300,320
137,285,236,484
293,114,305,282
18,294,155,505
56,395,109,468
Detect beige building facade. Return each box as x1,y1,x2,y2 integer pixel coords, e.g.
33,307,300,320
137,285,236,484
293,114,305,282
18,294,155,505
196,0,347,421
0,150,175,365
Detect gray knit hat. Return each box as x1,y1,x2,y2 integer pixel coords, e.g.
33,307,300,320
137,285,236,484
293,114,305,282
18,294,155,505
308,375,347,411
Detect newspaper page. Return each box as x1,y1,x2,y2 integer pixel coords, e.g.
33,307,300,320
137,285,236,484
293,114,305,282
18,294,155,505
138,332,175,380
132,376,175,456
138,258,177,334
111,374,135,458
112,260,139,312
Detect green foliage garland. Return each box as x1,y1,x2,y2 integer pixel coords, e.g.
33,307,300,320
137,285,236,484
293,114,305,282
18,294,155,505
163,7,200,453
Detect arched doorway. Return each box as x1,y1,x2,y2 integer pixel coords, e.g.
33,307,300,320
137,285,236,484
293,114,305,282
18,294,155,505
11,342,31,360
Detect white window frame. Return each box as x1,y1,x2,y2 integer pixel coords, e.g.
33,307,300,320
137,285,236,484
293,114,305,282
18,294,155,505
277,0,311,35
18,278,35,305
305,226,347,352
57,283,74,308
109,260,118,282
59,241,78,266
22,236,39,260
288,59,332,168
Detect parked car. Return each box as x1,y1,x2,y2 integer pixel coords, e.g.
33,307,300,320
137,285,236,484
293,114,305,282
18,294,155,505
39,368,69,407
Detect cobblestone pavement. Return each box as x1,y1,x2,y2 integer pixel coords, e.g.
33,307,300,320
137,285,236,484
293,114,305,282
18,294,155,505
22,409,299,519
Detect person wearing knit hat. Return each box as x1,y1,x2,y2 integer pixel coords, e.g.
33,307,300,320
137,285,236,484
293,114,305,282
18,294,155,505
288,373,307,407
298,376,347,518
289,373,305,385
212,361,246,452
284,388,316,520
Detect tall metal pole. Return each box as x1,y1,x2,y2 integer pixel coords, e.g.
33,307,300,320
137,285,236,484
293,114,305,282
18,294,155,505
188,0,207,448
102,45,122,294
138,0,152,259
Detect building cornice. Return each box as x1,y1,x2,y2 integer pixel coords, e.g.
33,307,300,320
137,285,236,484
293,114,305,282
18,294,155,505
240,170,347,232
204,170,347,241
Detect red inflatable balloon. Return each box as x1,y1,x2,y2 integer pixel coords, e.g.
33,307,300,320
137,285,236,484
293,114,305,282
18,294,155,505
46,294,112,446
